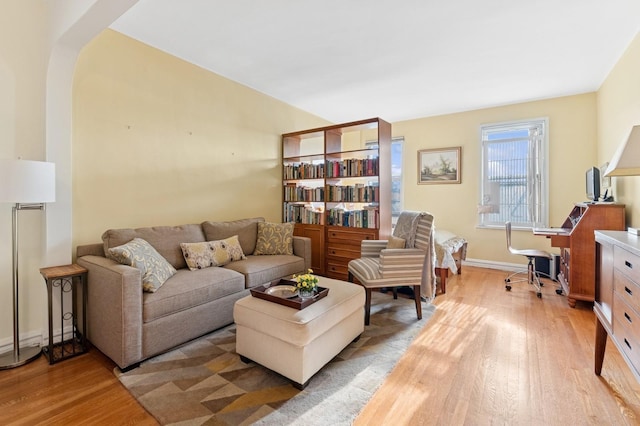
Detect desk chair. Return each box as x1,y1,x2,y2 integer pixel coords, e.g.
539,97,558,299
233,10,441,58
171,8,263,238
504,221,553,298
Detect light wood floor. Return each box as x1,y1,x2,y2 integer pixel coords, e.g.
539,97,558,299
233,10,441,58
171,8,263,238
2,266,640,425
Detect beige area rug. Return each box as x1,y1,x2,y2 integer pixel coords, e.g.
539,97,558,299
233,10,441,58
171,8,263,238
116,291,436,425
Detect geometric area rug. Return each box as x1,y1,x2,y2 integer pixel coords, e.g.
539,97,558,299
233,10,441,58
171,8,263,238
116,291,436,425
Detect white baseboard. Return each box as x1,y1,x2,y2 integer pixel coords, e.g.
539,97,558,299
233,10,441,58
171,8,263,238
461,258,531,273
0,325,75,355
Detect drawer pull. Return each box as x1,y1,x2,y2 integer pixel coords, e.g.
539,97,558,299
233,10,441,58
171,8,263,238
625,260,633,269
625,338,632,350
331,250,336,255
625,312,632,323
625,286,633,296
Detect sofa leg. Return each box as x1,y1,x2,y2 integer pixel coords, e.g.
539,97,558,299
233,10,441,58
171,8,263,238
239,355,253,364
119,362,140,373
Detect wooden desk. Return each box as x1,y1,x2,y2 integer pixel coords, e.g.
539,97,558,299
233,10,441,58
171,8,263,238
534,203,625,307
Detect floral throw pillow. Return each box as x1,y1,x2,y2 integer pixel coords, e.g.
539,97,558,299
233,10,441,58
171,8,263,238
253,222,294,255
180,235,246,270
108,238,177,292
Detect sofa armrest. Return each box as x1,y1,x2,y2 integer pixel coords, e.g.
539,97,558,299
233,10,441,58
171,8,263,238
76,243,105,258
292,236,312,271
76,254,144,369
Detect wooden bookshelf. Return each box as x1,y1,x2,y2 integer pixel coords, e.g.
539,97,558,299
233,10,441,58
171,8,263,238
282,118,392,278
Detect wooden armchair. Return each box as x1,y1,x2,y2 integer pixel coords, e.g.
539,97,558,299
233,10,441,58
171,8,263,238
347,211,435,325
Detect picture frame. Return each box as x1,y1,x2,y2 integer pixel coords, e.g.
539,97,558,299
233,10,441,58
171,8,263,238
418,147,461,184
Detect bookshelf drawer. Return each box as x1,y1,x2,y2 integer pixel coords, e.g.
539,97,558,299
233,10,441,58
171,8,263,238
327,227,378,245
326,245,361,260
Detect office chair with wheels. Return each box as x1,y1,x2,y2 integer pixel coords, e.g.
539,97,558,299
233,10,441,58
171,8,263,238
504,221,553,298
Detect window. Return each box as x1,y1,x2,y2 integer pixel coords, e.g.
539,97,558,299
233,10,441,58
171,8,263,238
367,138,404,222
478,118,548,229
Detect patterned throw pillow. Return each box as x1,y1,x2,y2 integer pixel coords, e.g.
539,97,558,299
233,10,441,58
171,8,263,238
180,235,246,270
253,222,294,255
108,238,177,292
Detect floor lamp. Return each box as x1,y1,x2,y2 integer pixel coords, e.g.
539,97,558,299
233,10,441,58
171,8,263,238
0,159,56,369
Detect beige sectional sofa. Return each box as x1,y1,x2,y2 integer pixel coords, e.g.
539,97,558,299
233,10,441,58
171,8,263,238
76,217,311,370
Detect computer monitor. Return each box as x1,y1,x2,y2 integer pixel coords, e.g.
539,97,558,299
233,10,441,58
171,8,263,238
586,166,600,202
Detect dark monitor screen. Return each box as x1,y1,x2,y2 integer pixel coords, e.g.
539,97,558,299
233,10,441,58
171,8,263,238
586,166,600,201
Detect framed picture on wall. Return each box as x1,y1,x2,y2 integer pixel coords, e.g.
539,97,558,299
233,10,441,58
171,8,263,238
418,146,461,184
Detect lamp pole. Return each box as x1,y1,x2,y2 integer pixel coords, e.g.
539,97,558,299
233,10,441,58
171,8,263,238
0,203,45,369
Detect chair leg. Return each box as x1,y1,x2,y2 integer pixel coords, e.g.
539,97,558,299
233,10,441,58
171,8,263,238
413,285,422,320
364,288,372,326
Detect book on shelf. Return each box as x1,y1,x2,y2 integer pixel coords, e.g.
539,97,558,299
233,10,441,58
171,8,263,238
326,206,379,228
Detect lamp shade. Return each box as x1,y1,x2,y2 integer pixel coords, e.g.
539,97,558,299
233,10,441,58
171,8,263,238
604,125,640,177
0,159,56,203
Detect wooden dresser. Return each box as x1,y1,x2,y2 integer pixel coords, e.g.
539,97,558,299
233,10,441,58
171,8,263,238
595,230,640,382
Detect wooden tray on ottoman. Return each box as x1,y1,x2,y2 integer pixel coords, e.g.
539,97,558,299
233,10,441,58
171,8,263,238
250,279,329,310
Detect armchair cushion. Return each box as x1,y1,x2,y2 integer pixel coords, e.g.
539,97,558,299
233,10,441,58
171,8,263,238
387,236,406,249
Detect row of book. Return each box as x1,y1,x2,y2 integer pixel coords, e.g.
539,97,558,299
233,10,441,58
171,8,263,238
284,204,324,224
325,184,379,202
283,184,324,202
326,207,379,228
283,163,324,180
326,158,378,178
283,157,379,180
284,183,380,203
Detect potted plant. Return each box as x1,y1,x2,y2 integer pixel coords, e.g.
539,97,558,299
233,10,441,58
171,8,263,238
293,269,318,299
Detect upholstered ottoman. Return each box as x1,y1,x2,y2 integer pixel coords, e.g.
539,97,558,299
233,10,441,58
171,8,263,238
233,277,365,389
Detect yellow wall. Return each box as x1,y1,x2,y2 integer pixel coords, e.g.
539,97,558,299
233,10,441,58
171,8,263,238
393,93,598,264
597,31,640,228
72,30,328,247
0,1,53,345
73,31,600,265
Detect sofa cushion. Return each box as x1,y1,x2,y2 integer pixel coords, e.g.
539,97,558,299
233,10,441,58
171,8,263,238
108,238,177,293
103,224,205,270
142,267,245,323
180,235,246,270
202,217,264,255
223,254,305,288
253,222,294,255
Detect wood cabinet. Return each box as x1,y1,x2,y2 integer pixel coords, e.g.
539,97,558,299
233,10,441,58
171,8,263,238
282,118,392,277
595,231,640,383
325,226,378,280
548,203,625,307
293,223,324,274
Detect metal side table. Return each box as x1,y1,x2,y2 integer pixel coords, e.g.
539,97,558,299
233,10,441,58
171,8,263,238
39,264,88,364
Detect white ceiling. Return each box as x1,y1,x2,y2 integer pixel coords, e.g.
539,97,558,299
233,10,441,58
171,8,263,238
110,0,640,123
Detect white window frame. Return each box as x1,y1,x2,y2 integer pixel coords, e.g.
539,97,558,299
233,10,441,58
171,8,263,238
478,118,549,230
